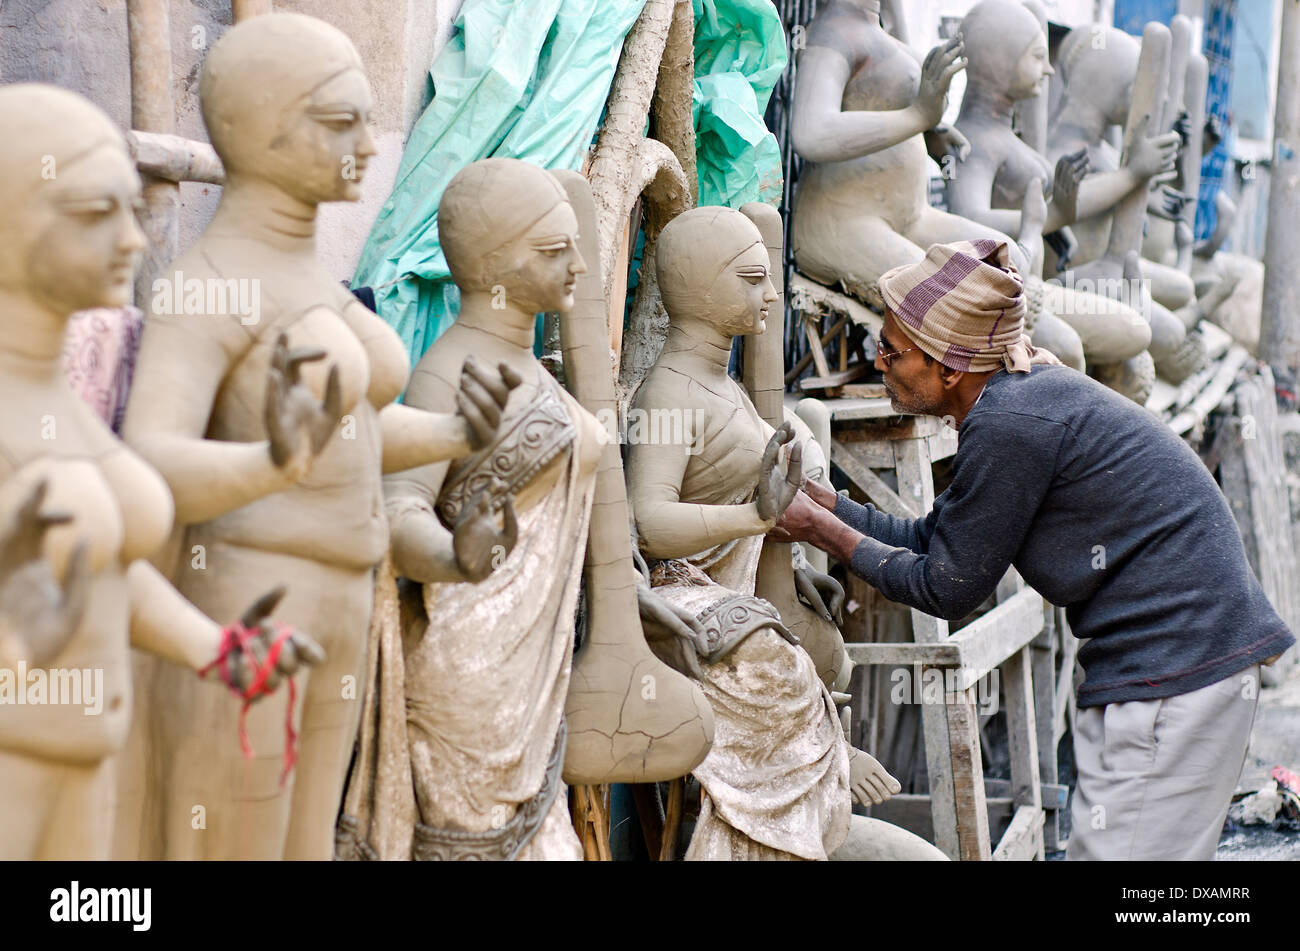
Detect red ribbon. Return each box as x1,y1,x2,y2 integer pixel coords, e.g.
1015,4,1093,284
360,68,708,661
199,620,300,787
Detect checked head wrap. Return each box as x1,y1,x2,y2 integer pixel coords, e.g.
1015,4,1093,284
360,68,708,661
878,239,1062,374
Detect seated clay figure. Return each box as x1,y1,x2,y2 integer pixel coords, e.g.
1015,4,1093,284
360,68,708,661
790,0,1084,368
1047,25,1192,365
630,207,941,860
118,14,514,861
948,0,1154,370
0,84,320,860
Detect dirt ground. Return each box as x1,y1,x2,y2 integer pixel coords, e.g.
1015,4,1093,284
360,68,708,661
1216,660,1300,860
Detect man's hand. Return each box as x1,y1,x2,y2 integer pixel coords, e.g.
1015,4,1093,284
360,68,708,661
801,478,839,512
770,489,824,545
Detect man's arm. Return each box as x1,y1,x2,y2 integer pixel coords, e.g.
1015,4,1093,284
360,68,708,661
802,477,935,552
787,412,1065,620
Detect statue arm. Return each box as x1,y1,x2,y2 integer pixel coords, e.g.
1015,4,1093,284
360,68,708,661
1071,169,1150,223
379,403,473,473
125,559,221,670
123,319,297,526
790,45,935,164
384,461,469,584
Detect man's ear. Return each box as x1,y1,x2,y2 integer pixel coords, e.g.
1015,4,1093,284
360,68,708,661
939,365,965,391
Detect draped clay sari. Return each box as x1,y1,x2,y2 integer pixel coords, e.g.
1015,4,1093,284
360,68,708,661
338,371,602,860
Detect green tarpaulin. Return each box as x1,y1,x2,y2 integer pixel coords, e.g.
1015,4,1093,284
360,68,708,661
355,0,788,365
353,0,647,363
692,0,787,209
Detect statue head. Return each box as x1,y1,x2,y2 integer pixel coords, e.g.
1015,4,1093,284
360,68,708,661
200,13,376,204
439,158,587,316
1057,25,1141,126
0,84,145,316
961,0,1052,102
656,207,777,338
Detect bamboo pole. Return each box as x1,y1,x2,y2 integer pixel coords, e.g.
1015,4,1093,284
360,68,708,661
233,0,273,22
127,0,179,308
1260,0,1300,405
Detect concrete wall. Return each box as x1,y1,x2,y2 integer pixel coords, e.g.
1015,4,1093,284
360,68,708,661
0,0,464,282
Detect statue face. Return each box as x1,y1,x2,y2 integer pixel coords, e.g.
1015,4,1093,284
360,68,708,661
1012,35,1054,101
705,241,778,338
489,201,587,315
20,143,145,314
239,67,376,205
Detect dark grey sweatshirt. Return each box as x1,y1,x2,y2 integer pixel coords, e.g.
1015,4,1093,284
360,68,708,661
840,364,1295,707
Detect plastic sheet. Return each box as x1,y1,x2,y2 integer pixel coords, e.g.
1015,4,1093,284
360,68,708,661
691,0,787,209
353,0,647,363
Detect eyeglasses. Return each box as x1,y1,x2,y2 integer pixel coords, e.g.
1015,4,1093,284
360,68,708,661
876,338,921,368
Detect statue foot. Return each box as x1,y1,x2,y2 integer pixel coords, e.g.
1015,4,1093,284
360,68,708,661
1090,350,1156,405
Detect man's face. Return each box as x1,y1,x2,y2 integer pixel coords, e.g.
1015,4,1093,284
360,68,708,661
875,311,947,417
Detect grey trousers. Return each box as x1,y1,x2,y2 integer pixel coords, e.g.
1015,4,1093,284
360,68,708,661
1066,665,1260,861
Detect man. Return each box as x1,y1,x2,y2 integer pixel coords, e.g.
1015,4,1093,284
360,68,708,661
776,238,1295,860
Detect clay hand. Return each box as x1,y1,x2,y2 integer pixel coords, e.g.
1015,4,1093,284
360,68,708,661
848,747,903,807
265,333,343,482
213,586,326,697
1148,184,1191,222
794,564,845,625
756,422,803,522
1123,114,1180,183
452,490,518,583
456,357,523,451
915,35,966,128
923,123,970,167
636,580,710,681
0,479,89,668
1051,148,1089,224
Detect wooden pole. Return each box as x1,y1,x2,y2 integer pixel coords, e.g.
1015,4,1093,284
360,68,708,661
233,0,273,22
127,0,179,308
1259,0,1300,406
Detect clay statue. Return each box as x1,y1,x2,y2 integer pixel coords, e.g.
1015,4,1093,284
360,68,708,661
948,0,1153,369
116,14,514,861
1046,22,1192,389
0,84,320,860
789,0,1084,368
339,157,710,862
629,206,921,860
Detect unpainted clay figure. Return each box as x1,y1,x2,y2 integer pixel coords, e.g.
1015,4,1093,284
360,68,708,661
789,0,1084,368
344,157,709,861
117,14,514,861
629,206,909,860
948,0,1153,370
1046,24,1192,368
0,85,320,860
